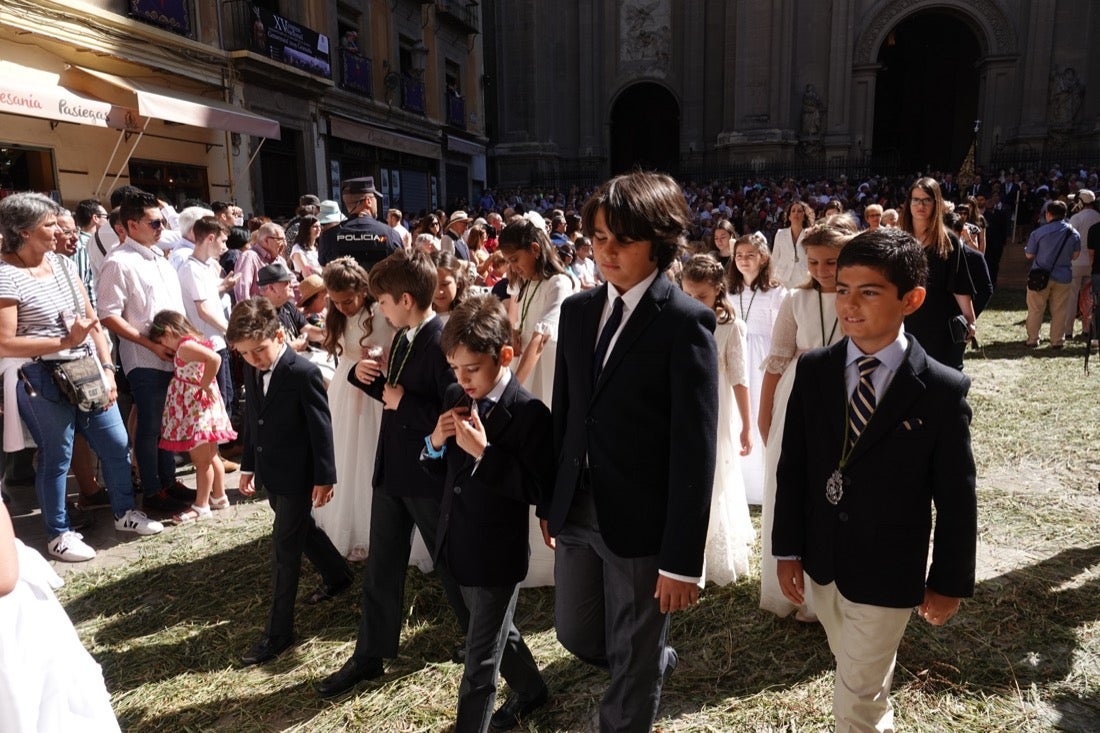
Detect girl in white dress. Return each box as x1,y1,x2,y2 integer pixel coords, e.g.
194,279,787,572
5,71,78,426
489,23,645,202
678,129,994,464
681,255,754,585
313,258,431,569
771,200,815,289
498,220,574,587
758,219,857,618
0,503,121,733
728,232,787,505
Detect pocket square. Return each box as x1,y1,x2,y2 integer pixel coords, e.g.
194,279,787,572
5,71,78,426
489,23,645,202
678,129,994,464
901,418,924,431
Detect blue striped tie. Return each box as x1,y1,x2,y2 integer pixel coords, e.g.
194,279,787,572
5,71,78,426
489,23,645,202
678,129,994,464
849,356,880,446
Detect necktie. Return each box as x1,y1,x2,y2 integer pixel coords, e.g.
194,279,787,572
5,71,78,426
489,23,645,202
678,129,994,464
476,397,494,418
592,296,624,385
848,356,880,446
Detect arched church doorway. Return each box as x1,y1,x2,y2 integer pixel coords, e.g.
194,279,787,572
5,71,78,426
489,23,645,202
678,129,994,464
871,10,981,173
609,82,679,175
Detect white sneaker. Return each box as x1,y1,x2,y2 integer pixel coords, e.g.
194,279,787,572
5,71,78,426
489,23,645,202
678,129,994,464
114,509,165,536
48,531,96,562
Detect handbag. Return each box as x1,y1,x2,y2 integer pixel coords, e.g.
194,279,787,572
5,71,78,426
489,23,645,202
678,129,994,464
46,261,110,412
48,356,110,412
1027,229,1073,291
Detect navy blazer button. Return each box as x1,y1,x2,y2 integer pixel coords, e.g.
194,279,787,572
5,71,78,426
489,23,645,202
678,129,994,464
838,511,848,522
454,486,462,494
258,418,264,426
256,446,263,453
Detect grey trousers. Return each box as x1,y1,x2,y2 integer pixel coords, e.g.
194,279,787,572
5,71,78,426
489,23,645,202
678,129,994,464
454,583,545,733
553,515,674,733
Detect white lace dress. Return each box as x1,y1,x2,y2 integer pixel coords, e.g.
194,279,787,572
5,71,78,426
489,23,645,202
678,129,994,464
703,308,754,586
312,305,432,570
732,284,787,505
511,272,574,587
0,540,120,732
759,288,842,616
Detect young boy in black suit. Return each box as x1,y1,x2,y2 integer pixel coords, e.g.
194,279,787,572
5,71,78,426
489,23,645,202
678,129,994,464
773,227,977,731
318,249,470,697
423,294,550,732
227,297,352,666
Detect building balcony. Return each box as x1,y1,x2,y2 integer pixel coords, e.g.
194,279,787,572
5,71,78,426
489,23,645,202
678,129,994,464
340,50,373,98
446,95,466,129
402,76,426,115
222,1,333,82
127,0,193,37
435,0,479,34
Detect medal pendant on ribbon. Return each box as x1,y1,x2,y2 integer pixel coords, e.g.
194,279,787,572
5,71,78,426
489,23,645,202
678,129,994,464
826,469,845,505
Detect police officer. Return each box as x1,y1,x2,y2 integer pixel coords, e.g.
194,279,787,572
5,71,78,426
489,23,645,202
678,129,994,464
318,176,401,271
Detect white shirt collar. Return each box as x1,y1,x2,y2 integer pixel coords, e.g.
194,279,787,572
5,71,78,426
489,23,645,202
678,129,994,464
606,268,660,312
405,310,437,341
845,331,909,372
484,367,511,404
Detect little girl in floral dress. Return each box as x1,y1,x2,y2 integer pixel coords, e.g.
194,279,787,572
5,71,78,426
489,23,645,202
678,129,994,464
150,311,237,524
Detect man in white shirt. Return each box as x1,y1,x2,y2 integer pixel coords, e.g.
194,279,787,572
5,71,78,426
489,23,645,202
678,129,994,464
97,191,190,513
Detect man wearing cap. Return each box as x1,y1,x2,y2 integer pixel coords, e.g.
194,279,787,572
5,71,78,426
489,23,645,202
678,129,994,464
1066,189,1099,339
256,262,322,352
234,222,289,302
441,210,471,260
318,177,401,271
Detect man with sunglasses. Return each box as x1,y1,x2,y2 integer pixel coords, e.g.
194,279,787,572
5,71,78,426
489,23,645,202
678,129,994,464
233,222,290,302
97,191,191,514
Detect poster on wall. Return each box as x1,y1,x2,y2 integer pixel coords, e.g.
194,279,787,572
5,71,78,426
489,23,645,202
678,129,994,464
251,7,331,79
329,160,341,201
380,169,390,196
390,171,401,203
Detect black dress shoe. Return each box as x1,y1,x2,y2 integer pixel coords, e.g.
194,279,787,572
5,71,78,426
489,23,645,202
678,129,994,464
316,656,384,698
306,575,353,604
489,686,548,731
241,635,295,666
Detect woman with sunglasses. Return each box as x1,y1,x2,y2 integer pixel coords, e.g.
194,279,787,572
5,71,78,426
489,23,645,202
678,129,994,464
899,178,977,369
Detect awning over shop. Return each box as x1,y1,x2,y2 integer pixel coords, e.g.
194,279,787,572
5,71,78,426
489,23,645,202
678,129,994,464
60,65,280,140
0,61,137,130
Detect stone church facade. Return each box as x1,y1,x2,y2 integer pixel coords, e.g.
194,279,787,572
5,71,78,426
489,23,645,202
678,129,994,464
482,0,1098,186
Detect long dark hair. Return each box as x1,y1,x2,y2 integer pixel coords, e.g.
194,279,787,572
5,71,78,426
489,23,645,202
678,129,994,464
497,220,568,282
321,257,374,357
727,232,778,294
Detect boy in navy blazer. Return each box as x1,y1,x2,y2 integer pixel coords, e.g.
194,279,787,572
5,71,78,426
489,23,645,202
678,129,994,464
423,294,550,732
773,228,977,731
318,249,470,697
228,297,351,666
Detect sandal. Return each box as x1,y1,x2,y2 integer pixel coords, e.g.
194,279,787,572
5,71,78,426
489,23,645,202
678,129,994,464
173,505,213,524
209,494,231,510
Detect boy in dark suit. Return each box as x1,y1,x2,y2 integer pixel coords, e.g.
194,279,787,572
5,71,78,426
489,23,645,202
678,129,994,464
227,297,352,666
423,294,550,732
318,249,470,697
543,171,719,732
773,227,977,732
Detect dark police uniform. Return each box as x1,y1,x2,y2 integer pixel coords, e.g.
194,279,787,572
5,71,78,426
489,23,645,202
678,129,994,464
317,176,402,271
